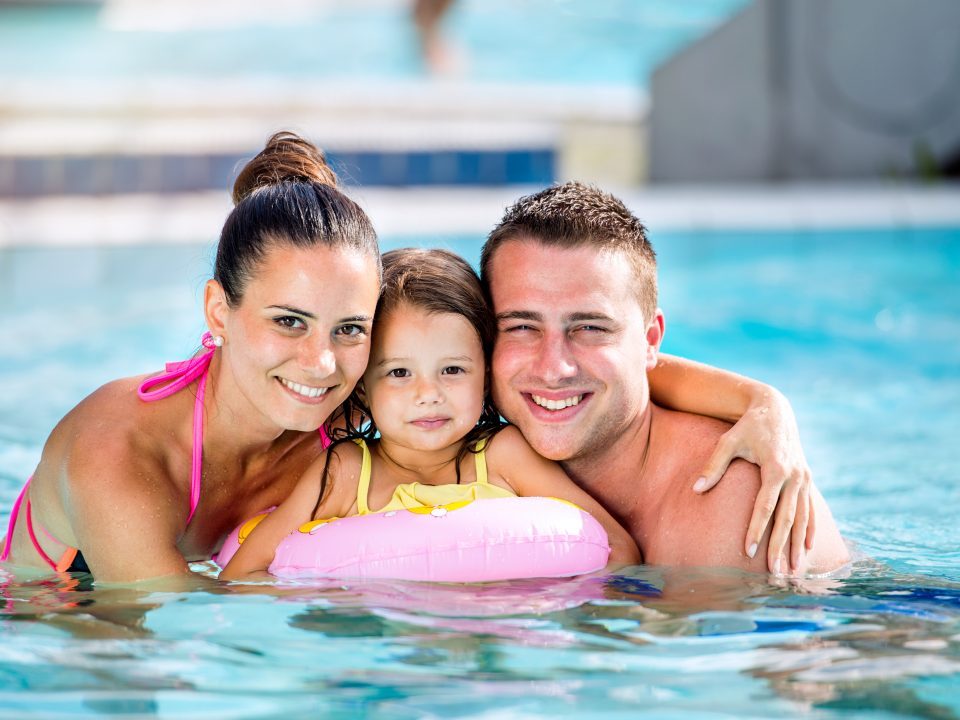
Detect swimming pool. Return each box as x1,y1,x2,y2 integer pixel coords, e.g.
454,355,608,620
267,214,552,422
0,0,747,87
1,227,958,718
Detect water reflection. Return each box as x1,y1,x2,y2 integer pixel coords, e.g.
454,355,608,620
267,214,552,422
0,563,957,718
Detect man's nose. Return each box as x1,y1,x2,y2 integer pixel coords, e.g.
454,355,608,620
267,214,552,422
532,330,578,385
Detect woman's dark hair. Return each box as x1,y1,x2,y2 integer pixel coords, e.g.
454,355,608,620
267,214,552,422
214,131,380,307
315,248,505,513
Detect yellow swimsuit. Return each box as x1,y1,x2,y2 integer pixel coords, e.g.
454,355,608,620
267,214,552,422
354,438,515,515
232,438,517,547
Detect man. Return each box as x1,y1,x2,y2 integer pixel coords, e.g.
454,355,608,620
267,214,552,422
480,183,849,574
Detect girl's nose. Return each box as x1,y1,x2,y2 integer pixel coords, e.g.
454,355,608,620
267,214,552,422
415,377,442,404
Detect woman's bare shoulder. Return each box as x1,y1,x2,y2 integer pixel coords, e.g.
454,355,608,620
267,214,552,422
45,376,182,495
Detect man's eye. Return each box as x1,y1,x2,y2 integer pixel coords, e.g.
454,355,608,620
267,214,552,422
275,316,305,330
501,324,534,333
387,368,410,378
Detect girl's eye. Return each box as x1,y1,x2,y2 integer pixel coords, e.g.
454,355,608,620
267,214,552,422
442,366,465,375
387,368,410,378
275,316,305,330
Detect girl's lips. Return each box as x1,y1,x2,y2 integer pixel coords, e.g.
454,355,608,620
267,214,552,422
410,417,451,430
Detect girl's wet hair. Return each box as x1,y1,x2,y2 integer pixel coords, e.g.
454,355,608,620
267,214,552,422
316,249,505,512
214,131,380,307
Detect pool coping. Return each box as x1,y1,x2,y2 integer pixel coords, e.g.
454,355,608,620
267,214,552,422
1,182,958,248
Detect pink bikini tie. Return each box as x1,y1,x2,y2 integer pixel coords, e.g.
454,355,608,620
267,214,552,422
136,332,218,524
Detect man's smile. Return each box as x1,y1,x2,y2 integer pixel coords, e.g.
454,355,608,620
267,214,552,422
529,393,585,411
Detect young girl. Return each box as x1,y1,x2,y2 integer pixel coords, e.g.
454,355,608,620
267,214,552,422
220,248,641,579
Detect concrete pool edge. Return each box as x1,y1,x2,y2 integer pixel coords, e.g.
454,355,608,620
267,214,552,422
1,182,959,248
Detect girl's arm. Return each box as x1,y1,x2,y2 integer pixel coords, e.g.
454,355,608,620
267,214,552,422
649,353,814,573
487,426,642,566
219,449,349,581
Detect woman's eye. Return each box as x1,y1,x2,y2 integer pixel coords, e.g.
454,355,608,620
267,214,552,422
442,366,465,375
275,316,305,330
387,368,410,378
336,324,366,337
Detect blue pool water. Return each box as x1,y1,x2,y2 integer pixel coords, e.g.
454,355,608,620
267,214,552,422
1,227,959,717
0,0,747,87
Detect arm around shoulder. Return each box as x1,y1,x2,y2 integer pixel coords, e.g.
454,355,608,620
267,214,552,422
683,459,847,575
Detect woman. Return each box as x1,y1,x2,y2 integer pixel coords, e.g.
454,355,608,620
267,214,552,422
2,132,814,583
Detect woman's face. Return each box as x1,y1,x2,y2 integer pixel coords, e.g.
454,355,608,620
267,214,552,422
212,243,381,434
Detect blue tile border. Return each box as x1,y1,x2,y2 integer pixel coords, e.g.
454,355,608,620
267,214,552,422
0,148,555,197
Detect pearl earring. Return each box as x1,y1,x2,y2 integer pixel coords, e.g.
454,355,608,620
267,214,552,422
212,335,224,347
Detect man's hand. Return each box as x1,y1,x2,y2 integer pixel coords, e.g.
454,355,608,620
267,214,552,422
692,388,815,574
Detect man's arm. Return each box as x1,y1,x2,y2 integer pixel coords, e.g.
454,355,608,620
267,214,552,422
649,353,815,571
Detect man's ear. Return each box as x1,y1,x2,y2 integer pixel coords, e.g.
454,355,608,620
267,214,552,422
204,279,229,339
645,309,666,371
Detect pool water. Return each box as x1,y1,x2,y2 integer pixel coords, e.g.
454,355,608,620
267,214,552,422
0,0,747,87
1,227,959,718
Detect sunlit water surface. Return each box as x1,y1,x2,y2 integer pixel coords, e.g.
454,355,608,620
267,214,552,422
1,227,958,718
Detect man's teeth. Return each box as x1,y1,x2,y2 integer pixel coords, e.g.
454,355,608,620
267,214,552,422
280,378,329,398
531,394,583,411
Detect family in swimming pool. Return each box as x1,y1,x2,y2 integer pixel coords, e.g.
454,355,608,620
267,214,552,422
1,132,849,583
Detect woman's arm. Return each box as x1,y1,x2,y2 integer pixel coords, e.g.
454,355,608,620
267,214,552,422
64,441,195,583
488,427,642,566
649,353,814,572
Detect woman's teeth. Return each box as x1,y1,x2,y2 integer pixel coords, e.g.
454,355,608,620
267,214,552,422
531,394,583,411
280,378,329,398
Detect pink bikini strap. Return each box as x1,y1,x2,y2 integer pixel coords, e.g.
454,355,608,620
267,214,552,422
137,332,217,402
0,480,29,561
0,479,58,570
137,332,217,524
24,499,58,570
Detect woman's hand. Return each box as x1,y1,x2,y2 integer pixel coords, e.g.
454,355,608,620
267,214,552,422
693,388,815,574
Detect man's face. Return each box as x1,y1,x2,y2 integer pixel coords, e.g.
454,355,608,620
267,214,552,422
488,239,663,463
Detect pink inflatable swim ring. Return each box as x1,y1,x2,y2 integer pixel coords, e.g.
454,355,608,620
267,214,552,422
216,496,611,582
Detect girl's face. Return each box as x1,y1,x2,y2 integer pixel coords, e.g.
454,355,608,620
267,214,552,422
208,243,381,435
363,303,486,453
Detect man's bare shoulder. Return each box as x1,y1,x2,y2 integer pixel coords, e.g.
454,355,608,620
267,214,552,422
642,405,849,574
639,406,767,571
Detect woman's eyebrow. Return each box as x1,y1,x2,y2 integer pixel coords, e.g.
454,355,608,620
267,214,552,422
267,304,316,319
267,307,373,324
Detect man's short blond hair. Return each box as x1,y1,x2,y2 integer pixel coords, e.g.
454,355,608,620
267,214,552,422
480,182,657,320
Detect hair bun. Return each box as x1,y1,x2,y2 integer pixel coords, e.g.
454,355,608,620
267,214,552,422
232,131,339,205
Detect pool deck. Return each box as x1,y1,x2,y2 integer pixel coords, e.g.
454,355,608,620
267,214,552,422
1,182,958,248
